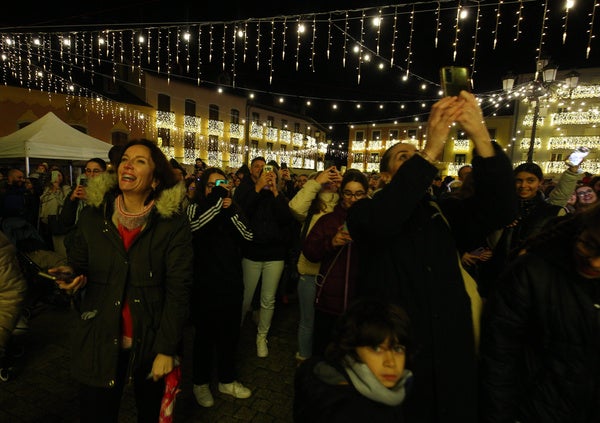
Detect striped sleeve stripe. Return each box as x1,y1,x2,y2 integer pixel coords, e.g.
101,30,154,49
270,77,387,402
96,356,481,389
231,214,253,240
188,198,223,232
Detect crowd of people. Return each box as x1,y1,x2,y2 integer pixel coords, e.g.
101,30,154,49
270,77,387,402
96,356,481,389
0,90,599,422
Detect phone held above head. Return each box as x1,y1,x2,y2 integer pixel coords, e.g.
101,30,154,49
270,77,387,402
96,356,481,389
565,146,590,167
440,66,472,97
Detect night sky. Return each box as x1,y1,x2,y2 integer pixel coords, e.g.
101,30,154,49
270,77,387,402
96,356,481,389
2,1,599,140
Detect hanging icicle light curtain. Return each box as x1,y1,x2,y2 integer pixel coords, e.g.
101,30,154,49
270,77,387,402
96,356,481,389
0,0,598,131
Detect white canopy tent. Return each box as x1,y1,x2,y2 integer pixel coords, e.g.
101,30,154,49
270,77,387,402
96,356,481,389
0,111,112,175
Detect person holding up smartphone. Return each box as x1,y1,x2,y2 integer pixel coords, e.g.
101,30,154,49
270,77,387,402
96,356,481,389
59,158,108,250
38,168,72,256
233,156,295,358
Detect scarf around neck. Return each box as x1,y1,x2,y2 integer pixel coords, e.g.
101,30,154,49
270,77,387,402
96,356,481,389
343,355,412,406
114,195,154,230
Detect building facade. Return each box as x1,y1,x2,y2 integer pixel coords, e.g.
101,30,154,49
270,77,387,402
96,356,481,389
0,74,328,173
347,115,513,177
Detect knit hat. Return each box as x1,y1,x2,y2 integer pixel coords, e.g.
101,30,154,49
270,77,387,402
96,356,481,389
514,162,543,181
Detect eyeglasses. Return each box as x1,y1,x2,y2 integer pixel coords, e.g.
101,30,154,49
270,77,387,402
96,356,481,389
577,189,594,197
85,168,103,174
342,190,366,199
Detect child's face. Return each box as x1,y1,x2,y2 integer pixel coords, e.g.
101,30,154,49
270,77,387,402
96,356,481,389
355,337,406,388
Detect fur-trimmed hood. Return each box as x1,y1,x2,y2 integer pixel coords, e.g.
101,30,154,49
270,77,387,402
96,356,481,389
85,171,186,218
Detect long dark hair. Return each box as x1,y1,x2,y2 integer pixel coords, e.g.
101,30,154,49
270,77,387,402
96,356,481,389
193,167,227,203
338,169,368,204
116,139,179,204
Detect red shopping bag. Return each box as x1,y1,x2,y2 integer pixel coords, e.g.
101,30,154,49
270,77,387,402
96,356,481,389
159,364,182,423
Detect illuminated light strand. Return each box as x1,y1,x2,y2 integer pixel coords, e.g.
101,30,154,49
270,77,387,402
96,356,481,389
282,17,287,61
167,28,172,84
342,12,348,68
231,24,237,87
222,24,227,71
197,25,202,85
548,136,600,149
256,20,262,71
519,137,543,150
406,5,415,76
112,32,118,83
208,24,213,63
587,0,598,58
327,14,332,60
434,1,441,48
130,30,135,72
156,28,161,74
563,0,572,44
242,22,248,63
269,20,275,84
515,0,524,41
390,6,398,66
147,29,151,65
535,0,550,71
185,28,191,73
311,15,316,72
453,139,471,152
556,84,600,98
176,28,181,64
358,10,365,84
551,110,600,125
295,18,301,72
452,4,461,62
375,9,382,55
471,1,481,79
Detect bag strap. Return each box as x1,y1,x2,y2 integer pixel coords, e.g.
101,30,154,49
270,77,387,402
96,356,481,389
315,244,346,304
299,210,315,241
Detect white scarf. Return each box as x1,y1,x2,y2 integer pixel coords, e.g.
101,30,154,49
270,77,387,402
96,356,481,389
343,355,412,406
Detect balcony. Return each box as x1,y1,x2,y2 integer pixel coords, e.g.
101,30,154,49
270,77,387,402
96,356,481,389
368,140,383,151
280,129,291,143
184,115,201,133
292,132,303,146
266,127,278,142
351,141,366,152
250,122,264,139
156,111,175,129
208,119,224,137
229,123,244,139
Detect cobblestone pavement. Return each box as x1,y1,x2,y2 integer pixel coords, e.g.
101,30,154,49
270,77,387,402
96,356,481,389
0,296,300,423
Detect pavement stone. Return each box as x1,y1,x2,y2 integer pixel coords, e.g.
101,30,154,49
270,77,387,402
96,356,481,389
1,297,300,422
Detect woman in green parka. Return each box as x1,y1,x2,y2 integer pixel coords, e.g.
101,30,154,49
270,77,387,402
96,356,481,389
50,139,193,423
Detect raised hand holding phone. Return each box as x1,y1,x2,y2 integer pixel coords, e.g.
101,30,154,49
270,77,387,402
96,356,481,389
565,147,589,167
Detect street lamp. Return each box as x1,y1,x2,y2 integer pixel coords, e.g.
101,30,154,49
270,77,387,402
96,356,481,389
502,58,579,163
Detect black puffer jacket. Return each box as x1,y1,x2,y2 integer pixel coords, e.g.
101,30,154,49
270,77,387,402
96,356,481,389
67,174,193,387
346,144,517,423
233,177,294,261
479,215,600,423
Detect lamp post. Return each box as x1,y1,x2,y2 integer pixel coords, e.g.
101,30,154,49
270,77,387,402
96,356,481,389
502,58,579,163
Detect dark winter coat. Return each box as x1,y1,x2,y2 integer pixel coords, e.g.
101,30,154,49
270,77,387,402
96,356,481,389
233,176,294,261
346,144,517,423
294,357,405,423
186,186,253,314
67,173,193,387
303,203,360,316
479,216,600,423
